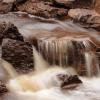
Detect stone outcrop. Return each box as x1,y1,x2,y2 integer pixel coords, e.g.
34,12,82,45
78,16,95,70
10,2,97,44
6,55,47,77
68,9,100,31
0,22,24,44
16,0,68,18
0,0,97,19
2,39,34,74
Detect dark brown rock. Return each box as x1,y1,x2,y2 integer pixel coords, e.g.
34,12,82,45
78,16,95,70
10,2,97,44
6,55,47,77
0,22,24,44
53,0,94,9
53,0,75,8
15,0,27,4
2,38,34,74
0,80,8,96
57,74,82,89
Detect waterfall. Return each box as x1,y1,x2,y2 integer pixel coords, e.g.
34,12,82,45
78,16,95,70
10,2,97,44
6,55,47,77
85,51,100,77
37,37,100,77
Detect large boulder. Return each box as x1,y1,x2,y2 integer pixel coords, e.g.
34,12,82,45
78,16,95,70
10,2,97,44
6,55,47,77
16,0,68,18
68,9,100,31
0,22,24,44
2,39,34,74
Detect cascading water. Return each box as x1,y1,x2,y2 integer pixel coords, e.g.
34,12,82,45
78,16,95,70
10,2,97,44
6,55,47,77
37,37,100,76
85,51,100,77
0,12,100,100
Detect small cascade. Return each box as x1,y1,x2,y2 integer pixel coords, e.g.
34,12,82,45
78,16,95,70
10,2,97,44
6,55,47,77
85,51,100,77
37,37,100,76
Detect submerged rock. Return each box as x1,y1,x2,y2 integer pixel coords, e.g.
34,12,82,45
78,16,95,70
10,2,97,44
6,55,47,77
68,9,100,31
57,74,82,89
2,39,34,74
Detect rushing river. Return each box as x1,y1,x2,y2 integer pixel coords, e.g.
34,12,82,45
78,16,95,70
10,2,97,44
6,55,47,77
0,12,100,100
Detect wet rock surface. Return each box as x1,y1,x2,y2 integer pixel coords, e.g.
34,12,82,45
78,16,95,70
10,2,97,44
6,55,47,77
2,38,34,74
57,74,82,89
0,2,13,13
0,0,97,19
0,80,8,96
68,9,100,31
16,0,68,18
0,22,24,44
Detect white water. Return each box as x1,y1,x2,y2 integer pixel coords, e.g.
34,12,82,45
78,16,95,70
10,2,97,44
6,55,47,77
2,77,100,100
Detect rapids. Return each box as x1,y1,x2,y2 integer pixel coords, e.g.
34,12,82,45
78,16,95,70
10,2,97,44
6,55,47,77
0,12,100,100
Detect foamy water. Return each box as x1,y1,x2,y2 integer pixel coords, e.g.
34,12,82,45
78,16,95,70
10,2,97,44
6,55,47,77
2,77,100,100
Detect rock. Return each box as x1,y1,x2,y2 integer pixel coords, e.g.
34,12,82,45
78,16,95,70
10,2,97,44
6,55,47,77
0,80,8,96
53,0,75,8
2,0,15,3
0,2,13,13
53,0,94,8
57,74,82,89
15,0,27,4
68,9,100,31
94,0,100,14
0,22,24,44
16,0,68,18
2,38,34,74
